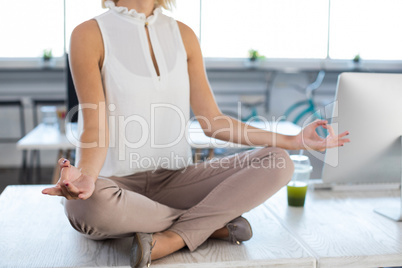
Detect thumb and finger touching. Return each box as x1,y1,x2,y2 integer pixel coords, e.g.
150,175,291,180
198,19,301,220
302,120,350,150
42,158,85,199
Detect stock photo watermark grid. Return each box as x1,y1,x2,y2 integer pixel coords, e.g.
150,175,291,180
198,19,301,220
64,100,340,171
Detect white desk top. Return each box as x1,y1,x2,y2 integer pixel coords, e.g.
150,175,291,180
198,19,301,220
266,187,402,268
2,185,400,267
16,121,301,150
16,123,77,150
0,186,315,268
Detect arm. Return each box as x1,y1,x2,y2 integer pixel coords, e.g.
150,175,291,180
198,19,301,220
69,19,109,180
177,22,349,151
42,19,108,199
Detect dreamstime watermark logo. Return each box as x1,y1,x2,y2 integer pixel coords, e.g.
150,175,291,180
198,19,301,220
64,100,341,167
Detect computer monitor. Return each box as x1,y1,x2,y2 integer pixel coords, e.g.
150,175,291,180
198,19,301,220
321,72,402,220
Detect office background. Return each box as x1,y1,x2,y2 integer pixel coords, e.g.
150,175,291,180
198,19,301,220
1,0,402,184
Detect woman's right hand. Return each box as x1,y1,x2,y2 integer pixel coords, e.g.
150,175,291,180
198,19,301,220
42,158,96,200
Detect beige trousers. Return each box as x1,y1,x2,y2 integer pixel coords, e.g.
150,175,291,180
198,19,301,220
64,146,294,252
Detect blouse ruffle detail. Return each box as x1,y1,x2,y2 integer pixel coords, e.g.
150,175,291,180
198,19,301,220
104,0,162,23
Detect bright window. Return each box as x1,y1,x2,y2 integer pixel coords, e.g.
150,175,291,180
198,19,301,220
65,0,105,53
1,0,402,60
200,0,329,59
329,0,402,60
0,0,64,58
163,0,200,38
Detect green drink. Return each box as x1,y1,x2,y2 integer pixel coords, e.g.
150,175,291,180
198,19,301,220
287,155,313,207
287,181,308,207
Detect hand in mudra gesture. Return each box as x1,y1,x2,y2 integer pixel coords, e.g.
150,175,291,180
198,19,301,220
42,158,96,200
296,120,350,151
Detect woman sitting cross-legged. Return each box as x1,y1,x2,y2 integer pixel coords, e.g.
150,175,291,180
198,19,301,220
42,0,350,267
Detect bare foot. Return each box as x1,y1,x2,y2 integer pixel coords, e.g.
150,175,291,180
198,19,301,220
150,227,229,261
210,226,229,239
151,231,186,260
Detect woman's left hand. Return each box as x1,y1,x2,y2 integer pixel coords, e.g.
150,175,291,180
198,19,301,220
295,120,350,151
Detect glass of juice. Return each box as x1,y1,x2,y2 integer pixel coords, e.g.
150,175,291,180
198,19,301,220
287,155,313,207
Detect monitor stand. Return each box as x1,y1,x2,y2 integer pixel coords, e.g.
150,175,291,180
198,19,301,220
374,136,402,221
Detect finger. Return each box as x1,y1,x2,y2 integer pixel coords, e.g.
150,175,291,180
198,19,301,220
60,184,75,200
322,123,335,136
338,131,350,138
60,166,70,183
59,167,74,199
59,168,80,196
42,186,63,196
314,119,328,126
78,192,91,200
64,181,80,196
58,158,71,168
332,138,351,148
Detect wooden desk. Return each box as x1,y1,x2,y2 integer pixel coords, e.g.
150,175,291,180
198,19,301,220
266,187,402,268
0,185,316,268
2,186,401,267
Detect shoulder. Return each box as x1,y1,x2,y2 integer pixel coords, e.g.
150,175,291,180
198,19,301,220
176,20,200,58
176,20,199,43
70,19,104,66
71,19,103,43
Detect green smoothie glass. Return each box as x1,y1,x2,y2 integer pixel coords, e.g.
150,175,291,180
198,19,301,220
287,155,313,207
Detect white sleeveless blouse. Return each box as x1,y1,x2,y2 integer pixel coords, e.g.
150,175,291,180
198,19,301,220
75,1,193,177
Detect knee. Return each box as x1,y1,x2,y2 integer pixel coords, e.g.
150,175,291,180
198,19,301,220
64,199,102,239
271,147,294,186
252,147,295,186
64,179,121,239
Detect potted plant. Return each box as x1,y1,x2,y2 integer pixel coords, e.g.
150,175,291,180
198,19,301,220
41,49,55,68
248,49,264,61
352,53,361,70
43,49,52,61
245,49,265,68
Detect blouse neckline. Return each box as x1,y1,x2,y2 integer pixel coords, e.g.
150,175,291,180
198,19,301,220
104,0,162,24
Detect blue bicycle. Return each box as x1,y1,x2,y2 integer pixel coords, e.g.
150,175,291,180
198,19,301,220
281,70,327,137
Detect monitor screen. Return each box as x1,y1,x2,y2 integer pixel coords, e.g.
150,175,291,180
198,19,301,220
322,72,402,184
